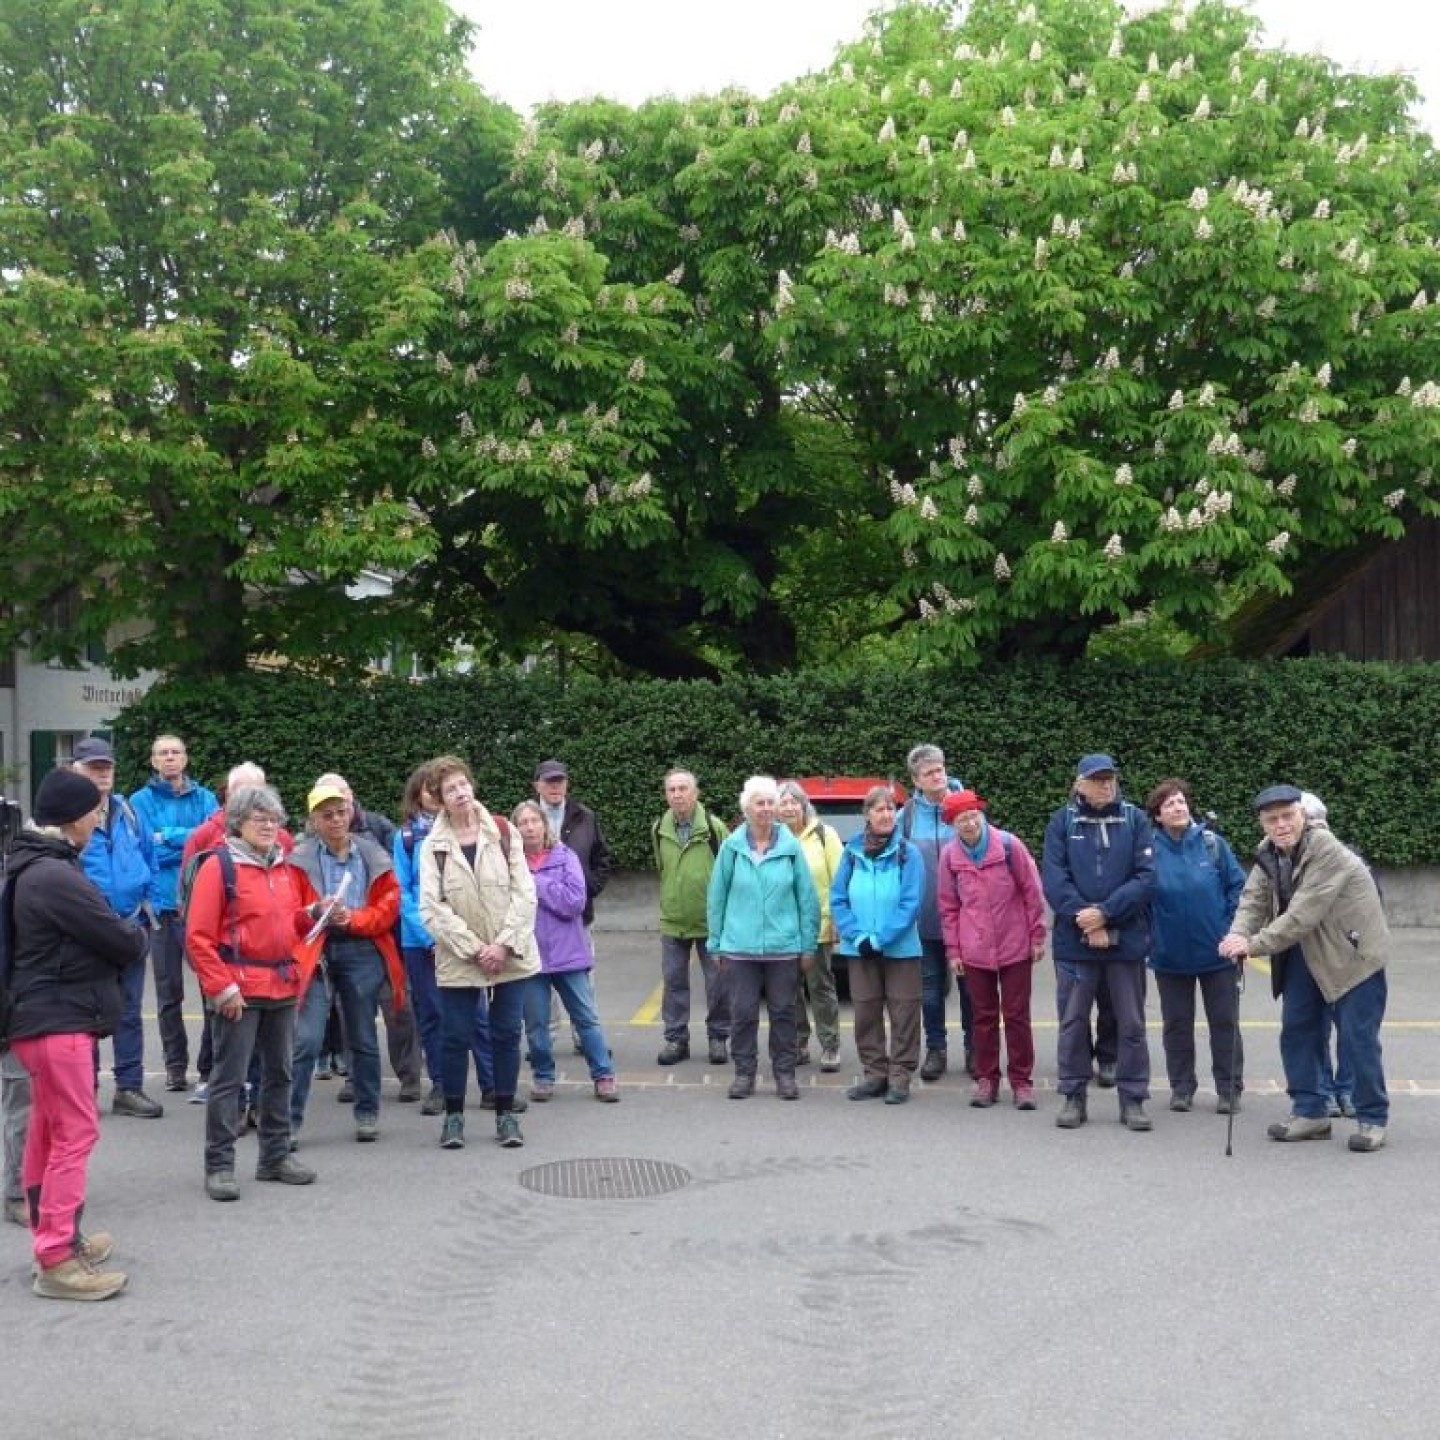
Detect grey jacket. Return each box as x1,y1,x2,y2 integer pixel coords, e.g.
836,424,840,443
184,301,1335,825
1231,823,1388,1003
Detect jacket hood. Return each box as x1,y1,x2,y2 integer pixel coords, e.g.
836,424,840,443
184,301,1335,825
7,829,78,881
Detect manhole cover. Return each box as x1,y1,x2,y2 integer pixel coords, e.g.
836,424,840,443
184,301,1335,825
519,1157,693,1200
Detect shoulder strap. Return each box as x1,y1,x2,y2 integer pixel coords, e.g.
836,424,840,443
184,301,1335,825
901,802,914,839
706,814,723,857
1202,829,1219,864
1001,830,1014,871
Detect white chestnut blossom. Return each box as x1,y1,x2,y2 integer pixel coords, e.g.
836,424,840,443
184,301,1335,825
877,116,896,142
967,474,984,498
1114,463,1133,486
1051,520,1069,543
1188,187,1210,211
1193,95,1211,120
920,495,939,520
1196,216,1213,240
993,552,1010,580
966,503,982,525
1103,534,1125,561
1384,489,1405,509
1266,531,1290,555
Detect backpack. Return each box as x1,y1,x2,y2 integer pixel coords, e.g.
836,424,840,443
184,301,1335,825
178,845,237,926
433,814,512,878
650,809,723,870
0,874,16,1052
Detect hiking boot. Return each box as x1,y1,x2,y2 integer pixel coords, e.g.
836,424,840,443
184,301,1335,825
421,1084,445,1116
657,1041,690,1066
847,1077,888,1101
397,1079,423,1103
1216,1094,1243,1115
819,1047,841,1073
4,1196,28,1226
1169,1091,1194,1112
33,1256,127,1302
112,1089,163,1119
920,1048,947,1082
165,1069,188,1093
354,1115,379,1142
708,1038,729,1066
883,1085,911,1105
775,1072,799,1101
728,1074,756,1100
970,1079,998,1108
1348,1124,1386,1153
1055,1093,1088,1129
256,1157,316,1185
496,1111,524,1147
1267,1115,1332,1143
794,1046,812,1067
1095,1062,1118,1088
75,1232,115,1265
206,1170,240,1202
440,1114,465,1149
1013,1085,1038,1111
594,1077,620,1103
531,1079,555,1103
1121,1101,1153,1132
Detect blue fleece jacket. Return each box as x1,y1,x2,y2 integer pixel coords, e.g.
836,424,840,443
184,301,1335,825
901,779,962,939
706,824,820,958
830,831,924,959
393,818,435,950
1149,824,1246,975
130,775,219,913
80,797,154,923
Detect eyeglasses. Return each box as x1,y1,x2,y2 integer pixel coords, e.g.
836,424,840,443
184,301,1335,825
246,815,280,828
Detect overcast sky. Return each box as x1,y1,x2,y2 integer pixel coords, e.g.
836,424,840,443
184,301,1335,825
455,0,1438,134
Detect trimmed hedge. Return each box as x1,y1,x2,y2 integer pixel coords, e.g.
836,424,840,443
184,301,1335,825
111,660,1440,867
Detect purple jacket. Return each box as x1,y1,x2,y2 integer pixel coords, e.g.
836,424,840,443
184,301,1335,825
527,844,593,974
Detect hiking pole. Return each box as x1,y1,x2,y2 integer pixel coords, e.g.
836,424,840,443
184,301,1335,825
1225,959,1245,1158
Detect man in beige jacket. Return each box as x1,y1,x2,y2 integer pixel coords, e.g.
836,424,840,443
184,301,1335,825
1219,784,1390,1153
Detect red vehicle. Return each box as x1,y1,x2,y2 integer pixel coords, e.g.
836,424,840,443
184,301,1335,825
794,776,907,843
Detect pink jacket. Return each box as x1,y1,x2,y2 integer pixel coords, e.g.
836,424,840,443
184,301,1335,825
936,827,1046,970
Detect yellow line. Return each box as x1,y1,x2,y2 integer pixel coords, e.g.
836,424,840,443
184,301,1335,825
630,983,664,1025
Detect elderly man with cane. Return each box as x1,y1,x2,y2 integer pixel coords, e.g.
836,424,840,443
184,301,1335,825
1219,784,1390,1153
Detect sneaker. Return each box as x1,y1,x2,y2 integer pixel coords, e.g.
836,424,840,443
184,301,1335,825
256,1157,317,1185
708,1038,729,1066
1121,1101,1153,1132
188,1082,209,1105
397,1079,423,1104
728,1074,756,1100
1095,1062,1118,1088
4,1196,28,1226
883,1085,910,1105
33,1256,127,1302
1169,1092,1195,1113
112,1089,163,1119
315,1057,333,1080
354,1115,379,1142
847,1077,888,1101
421,1084,445,1116
920,1048,947,1082
1013,1085,1038,1111
1216,1094,1243,1115
440,1114,465,1149
332,1056,348,1077
1348,1124,1386,1153
205,1170,240,1202
76,1232,115,1266
1055,1093,1088,1129
1337,1094,1357,1120
531,1079,555,1103
594,1077,620,1103
819,1047,841,1073
775,1072,800,1101
657,1041,690,1066
165,1070,188,1093
337,1080,354,1104
496,1111,524,1147
970,1079,998,1108
1267,1114,1332,1142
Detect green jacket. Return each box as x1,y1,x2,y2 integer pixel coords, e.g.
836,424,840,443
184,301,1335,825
653,804,729,938
1232,822,1388,1004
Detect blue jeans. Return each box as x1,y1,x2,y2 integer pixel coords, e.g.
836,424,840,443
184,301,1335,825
326,943,385,1121
1282,960,1387,1124
920,938,974,1054
442,982,526,1107
1320,1005,1354,1105
290,973,332,1131
110,942,149,1091
404,946,444,1085
526,971,614,1082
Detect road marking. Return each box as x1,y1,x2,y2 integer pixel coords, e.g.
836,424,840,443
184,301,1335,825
631,983,663,1024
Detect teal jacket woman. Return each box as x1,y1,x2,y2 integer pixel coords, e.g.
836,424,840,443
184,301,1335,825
706,823,820,960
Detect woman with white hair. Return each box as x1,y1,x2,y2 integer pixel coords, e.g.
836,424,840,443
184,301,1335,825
706,777,820,1100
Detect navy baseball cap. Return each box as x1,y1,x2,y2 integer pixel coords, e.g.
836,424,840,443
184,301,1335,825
1077,753,1119,779
73,737,116,765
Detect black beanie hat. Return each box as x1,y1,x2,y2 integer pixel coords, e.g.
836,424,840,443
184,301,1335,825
33,769,102,826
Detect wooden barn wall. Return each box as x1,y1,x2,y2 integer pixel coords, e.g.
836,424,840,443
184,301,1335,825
1306,519,1440,661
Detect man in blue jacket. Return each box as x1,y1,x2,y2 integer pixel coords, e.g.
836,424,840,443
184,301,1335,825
1042,754,1156,1131
73,738,162,1117
130,733,219,1094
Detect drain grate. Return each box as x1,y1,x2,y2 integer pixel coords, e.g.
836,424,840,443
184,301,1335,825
519,1157,693,1200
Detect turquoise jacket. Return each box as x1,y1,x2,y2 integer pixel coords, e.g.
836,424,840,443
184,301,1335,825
706,824,820,959
830,830,924,958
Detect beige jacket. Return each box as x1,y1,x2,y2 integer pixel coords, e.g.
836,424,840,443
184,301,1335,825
418,806,539,987
1231,823,1388,1003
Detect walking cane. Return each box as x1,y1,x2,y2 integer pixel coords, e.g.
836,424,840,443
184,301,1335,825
1225,959,1245,1158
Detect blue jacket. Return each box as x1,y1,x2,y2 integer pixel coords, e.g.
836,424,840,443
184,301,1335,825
393,819,435,950
830,831,924,959
130,775,219,913
1149,824,1247,975
80,796,154,924
901,780,962,940
707,824,820,959
1041,792,1155,968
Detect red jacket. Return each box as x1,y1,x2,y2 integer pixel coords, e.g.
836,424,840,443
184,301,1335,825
287,835,405,1013
186,841,309,1004
937,826,1047,971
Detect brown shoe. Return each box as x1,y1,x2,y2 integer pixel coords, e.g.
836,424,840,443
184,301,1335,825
33,1256,127,1302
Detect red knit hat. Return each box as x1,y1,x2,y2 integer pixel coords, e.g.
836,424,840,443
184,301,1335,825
940,789,987,824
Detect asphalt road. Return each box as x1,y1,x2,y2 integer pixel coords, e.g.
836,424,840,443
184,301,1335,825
4,920,1438,1439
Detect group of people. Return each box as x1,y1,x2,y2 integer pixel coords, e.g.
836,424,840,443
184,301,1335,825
0,732,1394,1303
